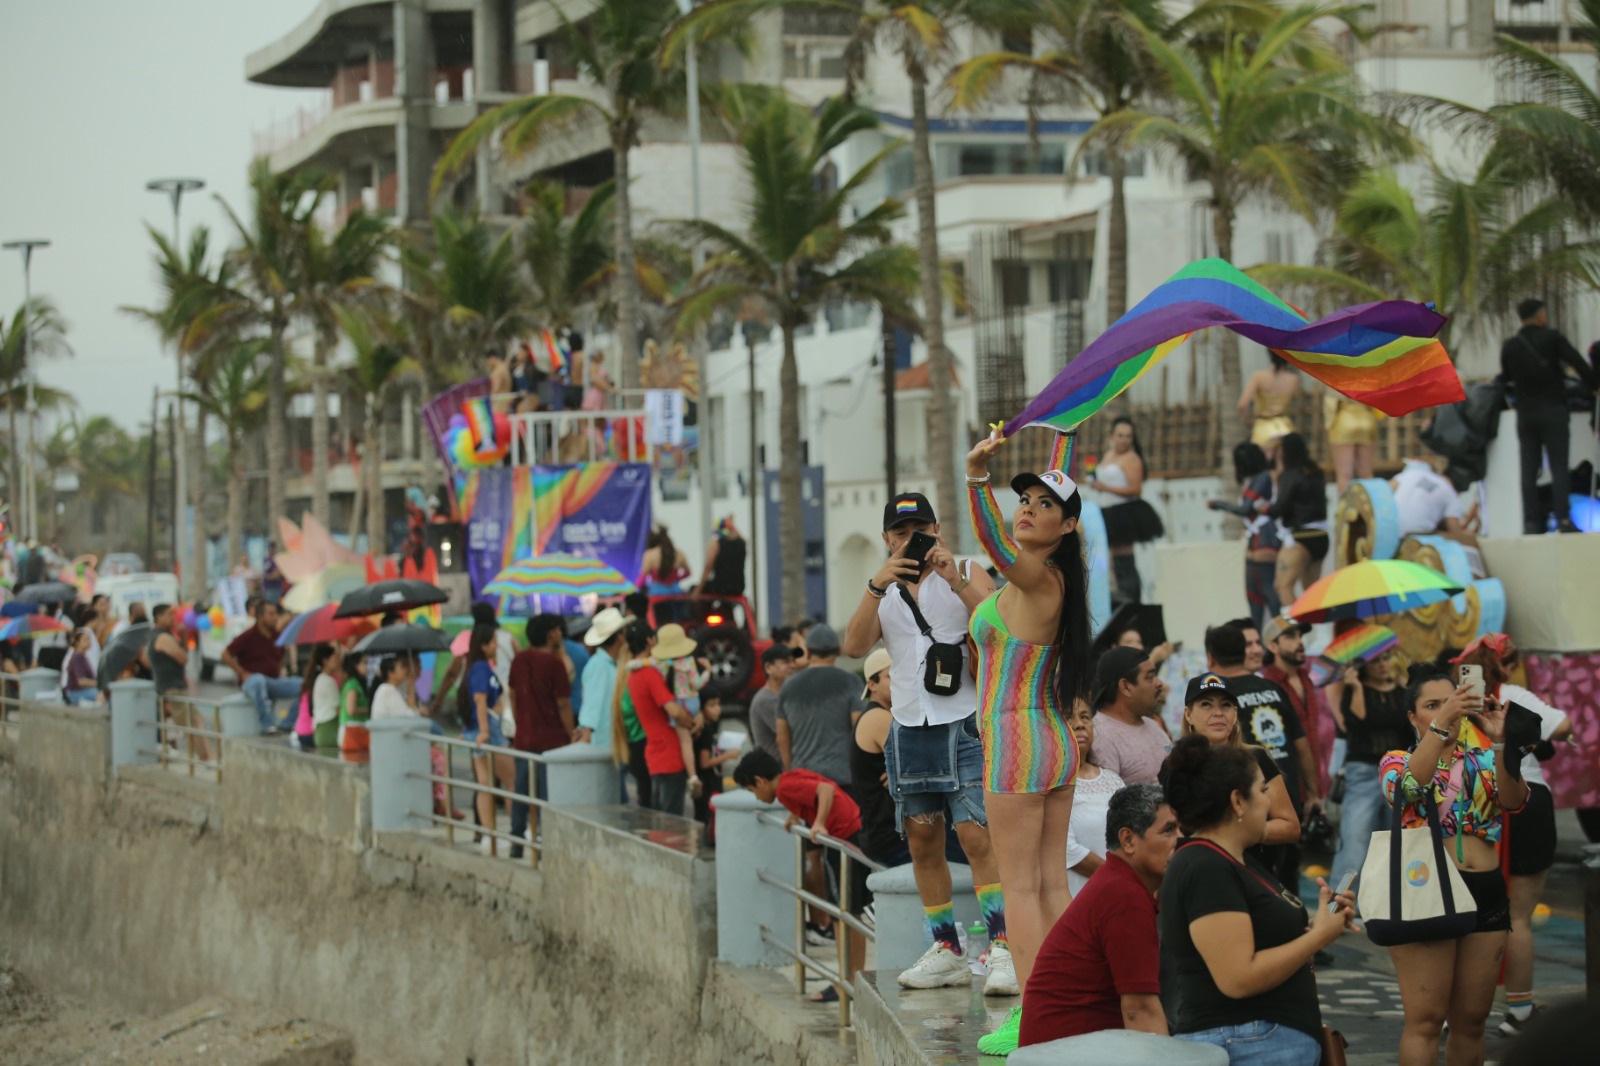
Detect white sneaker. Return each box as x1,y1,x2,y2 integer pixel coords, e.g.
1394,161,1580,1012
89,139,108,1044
983,941,1019,996
478,836,494,856
897,943,970,989
804,925,835,947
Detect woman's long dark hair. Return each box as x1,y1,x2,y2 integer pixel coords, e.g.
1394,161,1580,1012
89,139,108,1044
299,643,335,698
1048,490,1093,712
1278,432,1314,474
1111,415,1146,465
648,525,679,580
1232,441,1269,485
456,623,498,730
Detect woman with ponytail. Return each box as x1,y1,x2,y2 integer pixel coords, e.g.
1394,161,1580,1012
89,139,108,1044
964,431,1092,1056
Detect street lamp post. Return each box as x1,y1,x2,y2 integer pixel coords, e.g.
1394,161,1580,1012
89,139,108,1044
3,238,50,544
674,0,715,570
146,178,205,592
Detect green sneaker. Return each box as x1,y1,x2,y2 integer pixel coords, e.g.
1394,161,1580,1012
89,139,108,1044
976,1005,1022,1057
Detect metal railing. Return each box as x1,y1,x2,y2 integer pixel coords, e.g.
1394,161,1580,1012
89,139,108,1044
407,732,548,868
0,677,21,723
506,407,655,467
753,809,884,1026
135,693,226,780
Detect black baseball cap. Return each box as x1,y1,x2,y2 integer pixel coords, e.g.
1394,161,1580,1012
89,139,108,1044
1093,646,1149,706
1184,673,1238,707
884,492,936,531
761,644,802,666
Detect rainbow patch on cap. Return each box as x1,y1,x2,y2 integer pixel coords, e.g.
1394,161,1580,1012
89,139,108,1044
895,499,920,513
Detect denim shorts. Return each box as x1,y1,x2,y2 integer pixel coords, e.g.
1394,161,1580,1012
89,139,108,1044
1177,1021,1321,1066
461,716,507,750
885,716,987,831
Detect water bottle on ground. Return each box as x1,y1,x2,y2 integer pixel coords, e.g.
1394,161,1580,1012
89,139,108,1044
967,921,989,976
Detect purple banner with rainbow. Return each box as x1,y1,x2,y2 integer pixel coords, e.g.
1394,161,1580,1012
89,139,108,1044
462,462,652,609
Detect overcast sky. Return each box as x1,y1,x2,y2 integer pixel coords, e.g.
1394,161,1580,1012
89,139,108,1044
0,1,319,432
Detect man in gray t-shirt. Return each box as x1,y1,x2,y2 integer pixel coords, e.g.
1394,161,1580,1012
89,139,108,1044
775,624,864,788
748,644,799,760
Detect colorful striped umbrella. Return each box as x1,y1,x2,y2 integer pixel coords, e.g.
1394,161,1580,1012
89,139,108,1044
276,603,378,647
1324,623,1399,665
484,555,635,599
0,614,68,641
1288,560,1464,624
1004,259,1461,436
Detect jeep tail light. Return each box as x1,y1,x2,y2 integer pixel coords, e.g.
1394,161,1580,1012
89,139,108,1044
705,614,724,626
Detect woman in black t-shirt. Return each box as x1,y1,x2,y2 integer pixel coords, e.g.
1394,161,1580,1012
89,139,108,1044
1158,736,1354,1064
1328,653,1410,893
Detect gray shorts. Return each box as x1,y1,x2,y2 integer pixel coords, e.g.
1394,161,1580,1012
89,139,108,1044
885,716,987,831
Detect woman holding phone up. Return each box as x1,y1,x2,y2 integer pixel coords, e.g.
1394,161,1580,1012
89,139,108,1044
1380,665,1530,1066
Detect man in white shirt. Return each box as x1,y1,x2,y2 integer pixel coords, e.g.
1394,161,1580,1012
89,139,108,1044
1392,456,1477,546
842,492,1016,996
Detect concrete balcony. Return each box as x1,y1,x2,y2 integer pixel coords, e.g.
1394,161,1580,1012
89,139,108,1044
246,0,397,87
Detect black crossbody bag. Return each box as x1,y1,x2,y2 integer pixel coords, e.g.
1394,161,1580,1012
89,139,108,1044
898,583,964,697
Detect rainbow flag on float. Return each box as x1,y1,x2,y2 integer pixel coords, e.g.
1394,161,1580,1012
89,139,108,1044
1004,259,1463,437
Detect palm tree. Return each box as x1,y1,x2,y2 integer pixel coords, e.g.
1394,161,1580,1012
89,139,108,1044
302,209,393,527
212,159,332,529
522,179,620,335
37,420,78,543
185,340,271,567
401,211,527,391
1251,158,1600,351
671,90,920,617
337,303,418,554
434,0,726,388
72,416,147,550
124,224,236,597
950,0,1170,320
0,297,71,519
1085,0,1405,455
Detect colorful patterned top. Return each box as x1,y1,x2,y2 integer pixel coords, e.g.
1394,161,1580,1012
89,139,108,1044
1379,721,1518,848
967,481,1079,794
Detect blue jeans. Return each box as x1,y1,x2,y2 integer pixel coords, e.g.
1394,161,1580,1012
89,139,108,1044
1178,1021,1321,1065
1330,760,1383,892
242,674,303,731
510,758,549,842
886,716,988,831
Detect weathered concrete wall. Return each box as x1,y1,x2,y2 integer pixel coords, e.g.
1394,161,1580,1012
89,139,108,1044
0,708,850,1066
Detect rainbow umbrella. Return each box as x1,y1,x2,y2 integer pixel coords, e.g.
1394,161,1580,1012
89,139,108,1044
484,554,635,599
1288,560,1463,624
276,603,379,647
0,614,68,641
1324,623,1399,665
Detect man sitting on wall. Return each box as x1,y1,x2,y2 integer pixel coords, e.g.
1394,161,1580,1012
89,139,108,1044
221,599,298,734
1019,784,1179,1048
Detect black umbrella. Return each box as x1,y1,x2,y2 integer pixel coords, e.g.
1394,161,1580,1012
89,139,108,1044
98,623,153,690
333,579,448,619
352,623,452,655
15,582,77,605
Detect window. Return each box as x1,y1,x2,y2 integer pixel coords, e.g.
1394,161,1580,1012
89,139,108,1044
998,261,1031,309
939,141,1067,180
1048,231,1094,304
885,146,914,196
1265,231,1295,264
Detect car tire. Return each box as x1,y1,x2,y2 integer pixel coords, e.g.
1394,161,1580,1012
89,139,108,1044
696,626,753,700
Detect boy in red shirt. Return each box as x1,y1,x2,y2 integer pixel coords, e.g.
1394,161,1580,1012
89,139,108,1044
624,622,699,816
735,749,869,993
1019,782,1179,1047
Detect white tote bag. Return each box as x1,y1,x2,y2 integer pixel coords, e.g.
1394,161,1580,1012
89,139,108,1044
1358,792,1476,946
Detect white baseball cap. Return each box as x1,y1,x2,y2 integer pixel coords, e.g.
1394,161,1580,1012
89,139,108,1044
1010,468,1080,506
861,646,892,699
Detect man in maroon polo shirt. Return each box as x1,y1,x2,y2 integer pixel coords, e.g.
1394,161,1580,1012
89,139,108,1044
222,600,298,734
508,614,574,857
1019,783,1180,1047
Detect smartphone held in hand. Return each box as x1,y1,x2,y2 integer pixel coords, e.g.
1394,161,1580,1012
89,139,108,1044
1458,664,1485,700
903,530,937,579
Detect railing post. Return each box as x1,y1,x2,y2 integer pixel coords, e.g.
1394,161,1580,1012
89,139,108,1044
540,742,617,807
18,667,60,704
216,693,260,737
367,718,431,832
711,790,797,967
108,679,158,771
867,861,978,973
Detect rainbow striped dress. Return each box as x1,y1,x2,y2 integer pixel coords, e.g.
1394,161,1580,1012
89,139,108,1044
969,592,1079,794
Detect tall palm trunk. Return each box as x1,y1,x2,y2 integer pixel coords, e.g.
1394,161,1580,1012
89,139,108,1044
364,397,386,556
1212,201,1245,468
226,436,245,570
777,320,805,621
1106,149,1129,322
909,65,957,535
266,313,289,527
611,118,641,390
311,335,331,527
347,392,366,542
189,407,209,598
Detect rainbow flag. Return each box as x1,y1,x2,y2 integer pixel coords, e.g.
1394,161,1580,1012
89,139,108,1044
541,329,566,373
464,396,497,449
1004,259,1462,436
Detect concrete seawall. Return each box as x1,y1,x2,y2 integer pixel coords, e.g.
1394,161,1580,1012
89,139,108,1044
0,707,849,1065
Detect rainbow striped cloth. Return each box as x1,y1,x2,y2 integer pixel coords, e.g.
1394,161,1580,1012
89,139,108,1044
1003,259,1462,436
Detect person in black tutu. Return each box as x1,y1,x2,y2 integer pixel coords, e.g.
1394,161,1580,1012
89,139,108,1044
1085,416,1164,606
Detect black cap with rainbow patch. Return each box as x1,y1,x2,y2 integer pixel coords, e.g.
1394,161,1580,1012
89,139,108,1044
1184,673,1238,707
884,492,936,531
